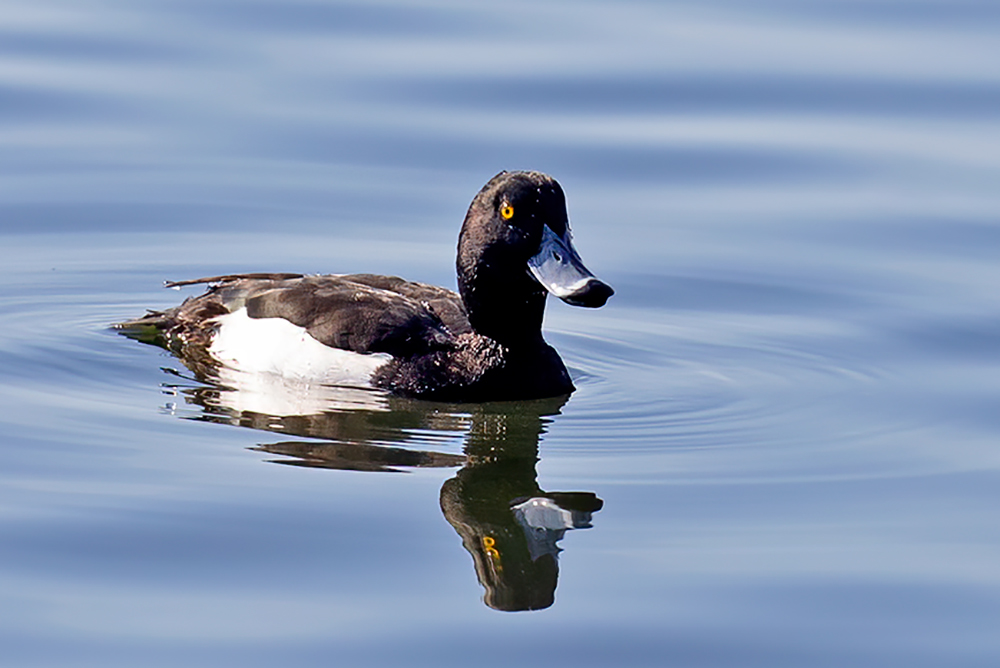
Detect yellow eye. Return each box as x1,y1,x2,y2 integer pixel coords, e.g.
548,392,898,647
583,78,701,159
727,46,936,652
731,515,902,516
500,204,514,220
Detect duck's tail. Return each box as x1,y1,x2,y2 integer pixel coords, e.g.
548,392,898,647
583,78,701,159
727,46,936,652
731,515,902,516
113,309,175,347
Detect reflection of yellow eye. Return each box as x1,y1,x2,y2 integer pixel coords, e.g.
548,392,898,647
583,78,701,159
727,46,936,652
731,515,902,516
500,204,514,220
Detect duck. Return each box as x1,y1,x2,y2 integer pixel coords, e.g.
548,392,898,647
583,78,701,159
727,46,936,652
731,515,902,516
117,171,613,402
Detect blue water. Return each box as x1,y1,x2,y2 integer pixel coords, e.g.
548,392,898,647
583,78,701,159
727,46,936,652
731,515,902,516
2,0,1000,666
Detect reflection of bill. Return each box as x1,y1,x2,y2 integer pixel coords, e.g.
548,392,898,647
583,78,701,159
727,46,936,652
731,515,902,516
153,373,602,611
513,496,600,561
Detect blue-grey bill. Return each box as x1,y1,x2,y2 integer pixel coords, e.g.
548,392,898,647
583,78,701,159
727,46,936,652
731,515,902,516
527,225,614,308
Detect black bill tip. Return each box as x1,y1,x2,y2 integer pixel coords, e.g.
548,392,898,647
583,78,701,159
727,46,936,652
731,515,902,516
559,278,614,308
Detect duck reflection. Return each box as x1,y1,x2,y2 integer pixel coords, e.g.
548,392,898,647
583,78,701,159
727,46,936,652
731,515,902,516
439,403,602,611
166,375,602,611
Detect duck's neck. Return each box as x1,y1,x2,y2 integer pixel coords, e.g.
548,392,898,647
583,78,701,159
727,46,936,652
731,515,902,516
458,257,548,348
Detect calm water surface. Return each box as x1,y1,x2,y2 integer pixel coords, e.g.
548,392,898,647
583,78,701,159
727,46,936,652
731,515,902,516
2,0,1000,666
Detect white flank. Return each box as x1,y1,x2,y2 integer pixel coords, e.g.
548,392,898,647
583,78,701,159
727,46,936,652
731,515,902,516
208,307,391,386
